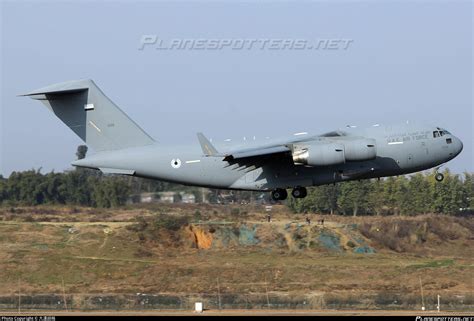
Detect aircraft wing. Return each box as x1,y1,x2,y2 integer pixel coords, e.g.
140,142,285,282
222,145,291,161
196,131,354,170
197,133,292,159
223,146,292,172
197,133,293,171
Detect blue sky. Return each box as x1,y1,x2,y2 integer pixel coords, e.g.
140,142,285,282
1,0,472,176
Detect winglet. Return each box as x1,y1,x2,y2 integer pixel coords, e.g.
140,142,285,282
197,132,219,156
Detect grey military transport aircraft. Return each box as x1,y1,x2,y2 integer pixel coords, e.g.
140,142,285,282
23,79,463,201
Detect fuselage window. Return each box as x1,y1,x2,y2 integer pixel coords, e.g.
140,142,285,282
433,131,440,138
446,138,452,144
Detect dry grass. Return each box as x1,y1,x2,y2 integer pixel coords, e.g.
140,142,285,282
0,205,471,310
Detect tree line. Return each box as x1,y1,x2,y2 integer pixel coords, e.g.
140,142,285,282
287,170,473,216
0,146,472,214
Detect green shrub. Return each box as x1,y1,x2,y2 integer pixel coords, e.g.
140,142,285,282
153,215,189,231
346,240,356,248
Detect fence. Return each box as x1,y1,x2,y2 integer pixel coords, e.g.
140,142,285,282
0,292,472,312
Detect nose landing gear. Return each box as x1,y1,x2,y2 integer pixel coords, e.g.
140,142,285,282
435,172,444,182
434,165,445,182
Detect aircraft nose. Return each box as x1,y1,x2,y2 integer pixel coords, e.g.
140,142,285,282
455,136,463,155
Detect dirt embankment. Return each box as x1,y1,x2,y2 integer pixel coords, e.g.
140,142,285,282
129,213,473,257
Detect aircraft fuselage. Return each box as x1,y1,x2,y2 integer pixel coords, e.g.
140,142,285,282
73,122,463,191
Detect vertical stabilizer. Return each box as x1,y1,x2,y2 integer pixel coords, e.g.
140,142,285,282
22,79,154,152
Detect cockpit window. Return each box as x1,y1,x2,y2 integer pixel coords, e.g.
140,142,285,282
433,129,450,138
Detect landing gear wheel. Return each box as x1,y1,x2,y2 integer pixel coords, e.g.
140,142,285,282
271,188,288,201
291,186,307,198
435,173,444,182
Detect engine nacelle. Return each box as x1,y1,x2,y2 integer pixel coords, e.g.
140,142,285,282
343,138,377,161
293,143,346,166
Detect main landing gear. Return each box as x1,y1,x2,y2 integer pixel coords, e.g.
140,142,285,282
271,186,307,201
291,186,307,198
271,188,288,201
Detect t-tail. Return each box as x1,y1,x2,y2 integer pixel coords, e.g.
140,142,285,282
22,79,155,152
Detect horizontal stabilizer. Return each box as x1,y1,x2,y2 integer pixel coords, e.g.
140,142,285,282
20,80,89,98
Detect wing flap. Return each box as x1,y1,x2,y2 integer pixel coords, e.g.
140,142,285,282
99,167,136,175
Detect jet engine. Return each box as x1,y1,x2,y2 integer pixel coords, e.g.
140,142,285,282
292,143,346,166
292,138,377,166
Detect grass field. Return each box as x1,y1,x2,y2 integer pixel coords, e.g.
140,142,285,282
0,204,472,311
